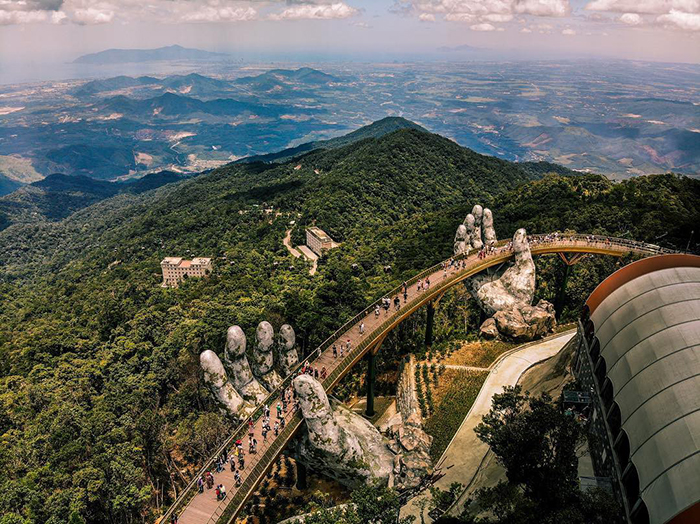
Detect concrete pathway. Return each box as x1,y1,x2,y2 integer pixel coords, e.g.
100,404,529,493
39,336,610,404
297,245,319,276
400,330,576,523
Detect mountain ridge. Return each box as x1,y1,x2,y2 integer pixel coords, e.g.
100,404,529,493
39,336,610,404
73,44,227,64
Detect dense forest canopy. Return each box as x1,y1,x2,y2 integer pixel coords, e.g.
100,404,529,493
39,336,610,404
0,128,698,523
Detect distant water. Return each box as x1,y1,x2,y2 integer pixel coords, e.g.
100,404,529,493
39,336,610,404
0,60,230,86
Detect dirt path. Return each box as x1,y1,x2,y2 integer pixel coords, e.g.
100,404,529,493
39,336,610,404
283,229,302,258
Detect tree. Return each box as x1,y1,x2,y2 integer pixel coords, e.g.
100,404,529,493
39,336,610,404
475,386,580,509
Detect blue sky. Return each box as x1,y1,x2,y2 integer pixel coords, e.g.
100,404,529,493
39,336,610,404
1,1,698,64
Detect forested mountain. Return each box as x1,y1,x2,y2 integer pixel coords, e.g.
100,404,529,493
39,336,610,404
0,125,698,524
237,116,427,164
0,171,184,227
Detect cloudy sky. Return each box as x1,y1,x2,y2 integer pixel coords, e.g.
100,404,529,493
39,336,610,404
1,0,699,64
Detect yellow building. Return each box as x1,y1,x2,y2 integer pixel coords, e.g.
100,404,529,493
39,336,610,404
161,257,212,288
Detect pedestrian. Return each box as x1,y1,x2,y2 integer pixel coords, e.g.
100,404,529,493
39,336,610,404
171,513,178,524
321,366,327,379
215,485,221,501
234,470,241,487
375,305,380,318
346,339,351,351
274,420,280,436
394,296,401,311
359,321,365,335
314,368,319,379
333,345,338,358
220,484,226,500
239,455,245,470
277,403,282,418
198,476,204,493
403,288,408,303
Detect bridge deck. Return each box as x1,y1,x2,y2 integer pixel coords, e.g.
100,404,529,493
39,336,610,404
168,235,669,524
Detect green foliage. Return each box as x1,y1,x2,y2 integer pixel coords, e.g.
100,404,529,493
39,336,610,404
462,386,621,523
0,127,695,523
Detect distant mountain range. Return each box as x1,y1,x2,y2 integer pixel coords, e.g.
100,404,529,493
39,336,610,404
73,45,227,64
238,116,427,164
74,73,232,97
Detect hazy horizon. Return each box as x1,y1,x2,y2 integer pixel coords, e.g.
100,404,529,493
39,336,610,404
1,0,699,83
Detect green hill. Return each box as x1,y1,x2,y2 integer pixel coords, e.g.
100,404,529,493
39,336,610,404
0,123,698,524
237,116,428,164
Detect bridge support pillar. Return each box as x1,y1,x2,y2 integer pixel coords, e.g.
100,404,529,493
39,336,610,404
365,351,376,418
556,253,585,319
425,301,435,351
295,461,308,490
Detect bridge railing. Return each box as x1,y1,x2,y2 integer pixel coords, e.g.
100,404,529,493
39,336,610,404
159,232,673,522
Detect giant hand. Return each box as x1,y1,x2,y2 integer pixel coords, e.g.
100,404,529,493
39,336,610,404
200,322,301,418
455,206,555,341
293,374,394,487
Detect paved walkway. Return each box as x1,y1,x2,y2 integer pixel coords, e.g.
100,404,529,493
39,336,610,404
400,331,576,523
297,245,319,276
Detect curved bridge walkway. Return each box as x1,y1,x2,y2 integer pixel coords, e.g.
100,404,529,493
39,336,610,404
164,234,671,524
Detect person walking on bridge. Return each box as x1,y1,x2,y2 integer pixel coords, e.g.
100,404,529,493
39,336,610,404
359,321,365,335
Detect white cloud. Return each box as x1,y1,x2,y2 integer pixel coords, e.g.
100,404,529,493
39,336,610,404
619,12,642,24
470,22,496,31
562,27,575,34
72,7,113,25
397,0,570,31
514,0,570,17
586,0,700,30
657,8,700,29
445,13,475,22
585,1,700,15
269,2,358,21
0,1,355,25
182,6,257,23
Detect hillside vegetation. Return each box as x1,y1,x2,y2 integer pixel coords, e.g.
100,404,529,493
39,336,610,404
0,126,698,524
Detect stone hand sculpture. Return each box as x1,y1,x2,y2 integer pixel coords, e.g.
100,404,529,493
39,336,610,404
224,326,269,405
277,324,299,377
293,374,395,487
454,204,497,254
252,321,283,390
201,322,301,418
455,206,555,341
200,350,254,418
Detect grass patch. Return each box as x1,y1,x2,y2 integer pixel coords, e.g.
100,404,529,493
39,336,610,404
424,369,488,462
443,340,515,368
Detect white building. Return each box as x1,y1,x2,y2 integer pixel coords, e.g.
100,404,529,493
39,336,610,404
161,257,212,288
305,227,339,256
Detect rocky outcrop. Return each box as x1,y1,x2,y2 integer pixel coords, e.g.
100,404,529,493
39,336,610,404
479,317,499,339
455,207,556,342
493,300,556,341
